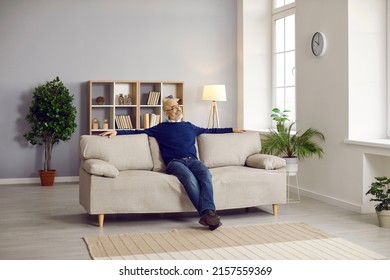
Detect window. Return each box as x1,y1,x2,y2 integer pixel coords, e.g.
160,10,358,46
273,0,295,10
272,1,296,123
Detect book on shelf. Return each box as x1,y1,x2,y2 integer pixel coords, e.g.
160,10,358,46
147,91,160,105
115,115,133,129
143,113,161,128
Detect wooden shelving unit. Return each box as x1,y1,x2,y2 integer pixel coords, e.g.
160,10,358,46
87,80,184,134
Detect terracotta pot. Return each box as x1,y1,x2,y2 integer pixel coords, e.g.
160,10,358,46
39,170,56,186
377,210,390,228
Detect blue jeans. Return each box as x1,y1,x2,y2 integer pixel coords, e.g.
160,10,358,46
166,157,215,215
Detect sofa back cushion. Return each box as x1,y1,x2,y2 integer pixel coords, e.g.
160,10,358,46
148,136,200,172
197,131,261,168
149,137,166,172
80,134,153,171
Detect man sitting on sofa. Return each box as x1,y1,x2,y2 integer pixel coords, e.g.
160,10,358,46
100,98,244,230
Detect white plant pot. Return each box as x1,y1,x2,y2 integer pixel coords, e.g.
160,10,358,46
377,210,390,228
285,157,298,176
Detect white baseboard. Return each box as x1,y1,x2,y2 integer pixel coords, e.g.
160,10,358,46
291,185,364,213
0,176,79,185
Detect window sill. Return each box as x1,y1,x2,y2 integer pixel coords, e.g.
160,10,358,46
257,128,274,135
344,139,390,149
256,128,297,135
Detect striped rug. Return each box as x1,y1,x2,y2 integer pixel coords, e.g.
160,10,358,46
83,222,385,260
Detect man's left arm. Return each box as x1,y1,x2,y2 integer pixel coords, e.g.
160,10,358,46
194,125,245,135
206,127,246,133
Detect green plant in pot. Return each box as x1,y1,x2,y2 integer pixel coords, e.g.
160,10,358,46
24,77,77,186
261,108,325,174
271,107,290,133
366,176,390,228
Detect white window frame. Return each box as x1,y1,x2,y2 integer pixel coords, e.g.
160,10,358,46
272,2,296,126
273,1,296,13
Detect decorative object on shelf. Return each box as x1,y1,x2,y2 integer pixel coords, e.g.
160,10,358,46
311,31,327,57
118,93,125,105
163,94,180,104
147,91,161,105
115,115,133,129
92,118,99,130
142,113,160,128
95,96,105,105
102,119,109,130
126,93,132,105
366,176,390,228
23,76,77,186
202,84,226,128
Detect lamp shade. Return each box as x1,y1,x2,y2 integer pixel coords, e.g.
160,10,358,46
202,85,227,101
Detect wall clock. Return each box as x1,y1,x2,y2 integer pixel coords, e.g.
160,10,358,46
311,32,327,57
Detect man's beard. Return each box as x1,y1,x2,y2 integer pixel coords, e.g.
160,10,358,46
169,112,183,122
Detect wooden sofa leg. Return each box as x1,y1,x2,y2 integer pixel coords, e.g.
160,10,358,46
272,204,278,216
98,214,104,227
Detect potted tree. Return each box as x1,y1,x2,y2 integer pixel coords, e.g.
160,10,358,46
24,77,77,186
261,108,325,174
366,176,390,228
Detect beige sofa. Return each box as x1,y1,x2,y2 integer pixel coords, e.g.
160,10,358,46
79,131,286,227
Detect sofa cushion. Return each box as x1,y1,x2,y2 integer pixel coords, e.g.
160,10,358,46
82,159,120,177
246,154,286,170
148,136,200,172
80,134,153,171
210,166,286,209
149,137,166,172
197,131,261,168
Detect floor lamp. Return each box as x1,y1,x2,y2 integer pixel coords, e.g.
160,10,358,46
202,85,226,128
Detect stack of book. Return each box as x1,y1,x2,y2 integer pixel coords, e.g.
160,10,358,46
115,115,133,129
143,113,161,128
147,91,160,105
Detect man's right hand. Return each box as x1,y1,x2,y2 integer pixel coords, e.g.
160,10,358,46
99,130,117,138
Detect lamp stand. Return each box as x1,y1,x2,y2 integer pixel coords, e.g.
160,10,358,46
208,101,220,128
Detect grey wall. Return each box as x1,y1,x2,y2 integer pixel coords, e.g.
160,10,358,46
0,0,237,179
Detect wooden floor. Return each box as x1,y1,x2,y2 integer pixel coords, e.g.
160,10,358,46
0,182,389,260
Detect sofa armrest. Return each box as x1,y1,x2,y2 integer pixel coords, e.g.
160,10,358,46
245,154,286,170
82,159,119,178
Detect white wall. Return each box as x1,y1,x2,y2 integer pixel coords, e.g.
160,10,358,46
0,0,237,179
349,0,387,139
296,0,389,213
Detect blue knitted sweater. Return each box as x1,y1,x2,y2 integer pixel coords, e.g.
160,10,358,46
117,122,232,165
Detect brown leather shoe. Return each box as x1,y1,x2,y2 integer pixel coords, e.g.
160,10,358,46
209,221,222,231
199,210,220,227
